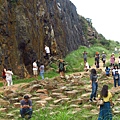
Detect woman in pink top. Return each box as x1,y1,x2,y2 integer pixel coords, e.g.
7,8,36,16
110,53,115,67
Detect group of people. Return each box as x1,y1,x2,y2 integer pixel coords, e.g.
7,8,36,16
89,68,113,120
83,51,107,71
83,50,120,120
2,48,119,119
33,58,67,80
33,60,45,80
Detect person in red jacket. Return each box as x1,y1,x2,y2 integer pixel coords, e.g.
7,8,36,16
2,65,7,89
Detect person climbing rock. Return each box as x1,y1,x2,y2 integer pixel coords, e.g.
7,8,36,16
44,45,50,59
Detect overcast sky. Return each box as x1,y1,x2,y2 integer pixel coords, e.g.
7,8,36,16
70,0,120,42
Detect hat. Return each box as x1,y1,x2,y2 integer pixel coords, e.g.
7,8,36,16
96,52,99,54
102,51,104,53
59,59,64,62
112,53,114,54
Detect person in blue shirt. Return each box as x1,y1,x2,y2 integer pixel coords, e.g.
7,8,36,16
39,63,45,80
105,66,110,76
20,95,32,119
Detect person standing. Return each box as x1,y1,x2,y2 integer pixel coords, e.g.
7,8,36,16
89,68,98,102
110,53,115,67
95,52,100,68
6,68,13,87
84,60,90,72
2,65,7,89
33,60,38,78
20,95,32,119
98,85,112,120
39,63,44,80
105,66,110,76
83,51,88,66
101,51,106,67
45,45,50,59
112,65,120,87
58,59,66,78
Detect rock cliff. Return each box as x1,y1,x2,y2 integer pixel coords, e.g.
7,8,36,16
0,0,95,77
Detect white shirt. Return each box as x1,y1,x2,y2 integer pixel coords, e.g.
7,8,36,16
85,62,89,69
45,46,50,53
112,69,118,75
115,47,117,51
6,71,13,81
33,62,38,70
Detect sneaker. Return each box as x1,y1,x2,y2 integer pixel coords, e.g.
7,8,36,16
89,99,93,102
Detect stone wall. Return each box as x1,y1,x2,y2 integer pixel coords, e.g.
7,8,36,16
0,0,89,77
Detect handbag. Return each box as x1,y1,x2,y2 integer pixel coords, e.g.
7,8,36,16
97,99,104,106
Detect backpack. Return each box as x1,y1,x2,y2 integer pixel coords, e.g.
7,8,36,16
59,62,64,70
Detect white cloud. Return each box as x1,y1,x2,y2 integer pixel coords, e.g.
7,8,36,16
70,0,120,41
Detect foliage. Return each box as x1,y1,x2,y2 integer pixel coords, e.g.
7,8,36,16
79,16,88,39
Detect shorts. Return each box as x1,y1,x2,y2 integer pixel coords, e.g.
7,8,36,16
84,58,87,62
33,70,38,75
59,68,65,73
2,76,6,79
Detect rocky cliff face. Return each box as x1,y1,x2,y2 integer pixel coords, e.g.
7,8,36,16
0,0,89,77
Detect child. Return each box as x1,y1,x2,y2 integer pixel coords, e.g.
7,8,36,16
105,66,110,76
84,61,90,72
6,68,13,87
39,63,44,80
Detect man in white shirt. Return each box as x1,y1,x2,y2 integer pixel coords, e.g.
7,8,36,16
45,45,50,59
33,60,38,77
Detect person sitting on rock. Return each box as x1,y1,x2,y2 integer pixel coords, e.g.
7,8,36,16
20,95,32,119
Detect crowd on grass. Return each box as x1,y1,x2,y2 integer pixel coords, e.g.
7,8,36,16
1,45,120,119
